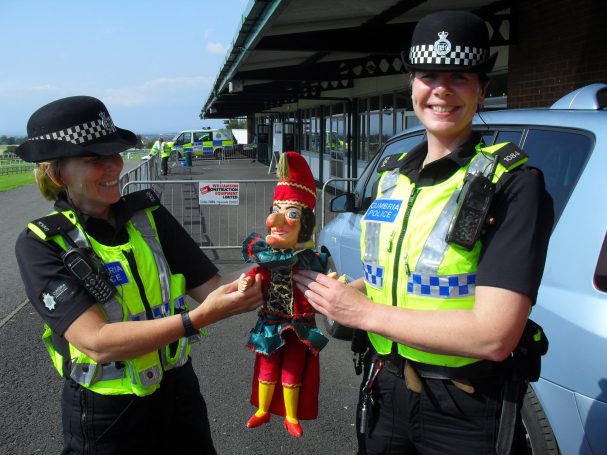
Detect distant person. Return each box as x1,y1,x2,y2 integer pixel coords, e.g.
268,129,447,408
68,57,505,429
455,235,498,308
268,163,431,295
161,139,171,176
150,136,163,156
14,95,263,454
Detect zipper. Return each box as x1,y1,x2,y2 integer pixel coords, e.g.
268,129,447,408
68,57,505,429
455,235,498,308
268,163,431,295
80,388,89,454
122,250,154,321
389,186,419,351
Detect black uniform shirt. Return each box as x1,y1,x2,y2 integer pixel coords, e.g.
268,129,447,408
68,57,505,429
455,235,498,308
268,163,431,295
15,194,218,336
394,133,554,303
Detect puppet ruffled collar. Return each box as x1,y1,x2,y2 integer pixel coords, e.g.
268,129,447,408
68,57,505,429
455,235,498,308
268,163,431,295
242,232,328,272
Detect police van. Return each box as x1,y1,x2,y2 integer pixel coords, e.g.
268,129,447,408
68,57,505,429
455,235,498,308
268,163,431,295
169,128,235,159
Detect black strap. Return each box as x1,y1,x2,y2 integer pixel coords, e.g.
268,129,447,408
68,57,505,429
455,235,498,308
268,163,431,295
29,212,76,238
495,373,524,454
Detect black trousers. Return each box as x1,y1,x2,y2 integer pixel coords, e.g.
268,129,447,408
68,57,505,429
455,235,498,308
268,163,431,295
61,360,216,455
356,366,528,455
161,156,169,175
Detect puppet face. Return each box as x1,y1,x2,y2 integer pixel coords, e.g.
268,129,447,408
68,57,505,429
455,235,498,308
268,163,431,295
265,202,303,248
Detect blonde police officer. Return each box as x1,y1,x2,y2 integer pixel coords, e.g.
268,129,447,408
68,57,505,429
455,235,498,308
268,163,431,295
14,96,262,454
295,10,553,455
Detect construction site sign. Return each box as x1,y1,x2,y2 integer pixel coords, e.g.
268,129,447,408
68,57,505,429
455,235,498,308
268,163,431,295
198,182,240,205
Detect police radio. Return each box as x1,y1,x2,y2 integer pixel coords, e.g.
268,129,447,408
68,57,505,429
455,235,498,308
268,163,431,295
59,231,116,303
446,170,495,250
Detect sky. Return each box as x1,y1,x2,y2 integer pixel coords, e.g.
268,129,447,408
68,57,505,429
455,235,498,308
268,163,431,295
0,0,250,136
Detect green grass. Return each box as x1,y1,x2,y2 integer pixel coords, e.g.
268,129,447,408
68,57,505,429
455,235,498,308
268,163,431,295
0,172,36,191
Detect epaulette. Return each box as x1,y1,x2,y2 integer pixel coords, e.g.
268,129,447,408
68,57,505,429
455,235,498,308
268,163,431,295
122,189,161,212
492,142,528,171
377,153,406,172
29,212,76,239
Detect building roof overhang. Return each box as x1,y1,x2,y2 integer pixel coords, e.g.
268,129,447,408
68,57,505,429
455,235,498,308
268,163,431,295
201,0,514,119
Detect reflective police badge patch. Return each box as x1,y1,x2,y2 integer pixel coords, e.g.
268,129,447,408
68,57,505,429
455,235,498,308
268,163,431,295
363,199,402,223
40,278,77,311
105,261,129,286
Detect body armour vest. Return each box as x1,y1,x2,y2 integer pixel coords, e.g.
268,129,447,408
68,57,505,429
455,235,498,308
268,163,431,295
28,190,193,396
361,141,527,367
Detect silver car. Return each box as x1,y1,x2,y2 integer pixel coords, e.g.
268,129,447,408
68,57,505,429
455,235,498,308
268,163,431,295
317,83,607,455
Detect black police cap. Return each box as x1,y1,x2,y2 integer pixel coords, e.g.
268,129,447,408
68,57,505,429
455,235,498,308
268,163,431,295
403,10,497,73
16,96,137,163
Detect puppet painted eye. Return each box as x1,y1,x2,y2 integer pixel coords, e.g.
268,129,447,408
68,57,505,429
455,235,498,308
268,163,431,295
286,208,301,220
271,205,280,214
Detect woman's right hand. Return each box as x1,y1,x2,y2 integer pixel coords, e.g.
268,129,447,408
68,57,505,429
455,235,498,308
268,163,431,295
191,273,263,327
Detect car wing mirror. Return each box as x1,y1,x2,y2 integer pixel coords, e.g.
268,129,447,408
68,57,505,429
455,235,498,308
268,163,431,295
330,193,355,213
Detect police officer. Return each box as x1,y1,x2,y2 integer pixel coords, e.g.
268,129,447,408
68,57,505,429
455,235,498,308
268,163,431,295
14,96,263,454
150,136,163,156
294,10,553,455
160,138,171,175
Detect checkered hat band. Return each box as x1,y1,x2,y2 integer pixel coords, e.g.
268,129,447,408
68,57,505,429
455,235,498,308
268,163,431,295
409,44,487,67
407,272,476,298
30,118,117,145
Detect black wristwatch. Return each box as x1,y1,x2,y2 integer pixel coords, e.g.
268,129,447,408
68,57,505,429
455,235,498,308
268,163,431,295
181,312,198,337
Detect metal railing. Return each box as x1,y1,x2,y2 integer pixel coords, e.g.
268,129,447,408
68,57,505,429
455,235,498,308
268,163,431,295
0,161,35,175
122,179,277,250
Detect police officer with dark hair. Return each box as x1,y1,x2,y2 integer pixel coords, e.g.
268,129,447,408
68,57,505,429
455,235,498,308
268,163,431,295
14,96,263,454
295,10,553,454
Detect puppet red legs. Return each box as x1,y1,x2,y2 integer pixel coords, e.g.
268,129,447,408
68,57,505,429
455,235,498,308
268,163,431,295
246,331,308,437
240,152,329,438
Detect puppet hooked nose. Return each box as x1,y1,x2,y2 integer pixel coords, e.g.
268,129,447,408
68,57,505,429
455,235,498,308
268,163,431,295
266,211,285,228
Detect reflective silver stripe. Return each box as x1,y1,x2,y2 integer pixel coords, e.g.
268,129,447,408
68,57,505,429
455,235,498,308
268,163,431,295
407,272,476,298
414,189,461,274
65,224,90,248
103,298,123,322
70,362,98,386
139,365,162,386
162,337,190,370
131,209,189,369
69,362,127,386
416,151,495,274
64,217,124,321
130,210,171,308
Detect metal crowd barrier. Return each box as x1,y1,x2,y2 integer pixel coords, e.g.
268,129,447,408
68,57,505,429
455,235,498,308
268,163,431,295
122,179,277,251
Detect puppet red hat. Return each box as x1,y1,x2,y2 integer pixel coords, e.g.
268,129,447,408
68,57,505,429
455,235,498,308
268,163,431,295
273,151,316,209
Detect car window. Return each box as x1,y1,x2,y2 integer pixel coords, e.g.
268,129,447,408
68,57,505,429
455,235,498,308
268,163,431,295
356,133,424,211
495,130,523,146
521,128,592,221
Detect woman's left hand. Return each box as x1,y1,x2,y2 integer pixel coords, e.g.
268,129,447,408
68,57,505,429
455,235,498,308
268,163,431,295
293,270,369,330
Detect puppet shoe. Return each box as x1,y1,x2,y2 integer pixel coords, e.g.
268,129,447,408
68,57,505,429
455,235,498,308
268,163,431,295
246,412,270,428
283,418,303,438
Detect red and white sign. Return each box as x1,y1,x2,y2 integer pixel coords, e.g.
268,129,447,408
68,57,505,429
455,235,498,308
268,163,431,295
198,182,240,205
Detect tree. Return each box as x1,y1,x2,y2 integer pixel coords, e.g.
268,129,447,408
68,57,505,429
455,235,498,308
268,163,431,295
225,118,247,129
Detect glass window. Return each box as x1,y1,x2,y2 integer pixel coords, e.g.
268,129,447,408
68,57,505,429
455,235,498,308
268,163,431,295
495,130,523,146
522,129,592,222
358,99,369,163
368,96,381,162
381,94,394,143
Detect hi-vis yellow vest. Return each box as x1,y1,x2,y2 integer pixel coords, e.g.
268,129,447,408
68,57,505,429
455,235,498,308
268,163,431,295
161,142,171,158
361,142,527,367
28,190,194,396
